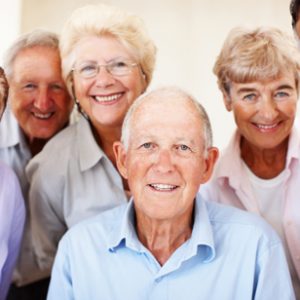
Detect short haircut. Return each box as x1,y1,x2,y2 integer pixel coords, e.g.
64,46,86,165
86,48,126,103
0,67,8,119
3,29,59,79
290,0,300,28
60,3,157,94
121,87,213,155
213,26,300,96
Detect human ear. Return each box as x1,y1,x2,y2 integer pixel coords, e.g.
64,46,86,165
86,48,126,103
222,90,232,111
200,147,219,184
113,141,128,179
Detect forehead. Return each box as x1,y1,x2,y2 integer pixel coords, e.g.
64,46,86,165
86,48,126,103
11,46,62,81
73,35,136,62
230,71,297,91
131,97,203,140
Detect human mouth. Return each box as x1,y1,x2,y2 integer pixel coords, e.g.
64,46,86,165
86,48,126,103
256,123,278,130
253,122,281,132
93,93,123,103
148,183,179,191
32,112,54,119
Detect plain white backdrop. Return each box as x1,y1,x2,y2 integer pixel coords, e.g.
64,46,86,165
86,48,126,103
1,0,294,149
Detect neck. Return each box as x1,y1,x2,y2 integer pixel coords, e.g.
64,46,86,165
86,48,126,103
92,123,122,166
136,208,193,266
240,136,289,179
26,136,48,157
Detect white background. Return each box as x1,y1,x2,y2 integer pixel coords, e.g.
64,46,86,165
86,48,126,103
1,0,294,149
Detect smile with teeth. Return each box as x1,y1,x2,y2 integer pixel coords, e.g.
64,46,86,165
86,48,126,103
32,112,53,119
254,123,279,130
148,183,178,191
93,93,123,103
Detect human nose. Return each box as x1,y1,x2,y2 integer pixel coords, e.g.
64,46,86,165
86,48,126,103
257,97,279,121
153,149,175,173
33,88,53,111
95,65,116,88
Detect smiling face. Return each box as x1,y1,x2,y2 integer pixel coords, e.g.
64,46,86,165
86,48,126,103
9,46,73,141
71,35,146,133
224,72,298,151
114,96,218,222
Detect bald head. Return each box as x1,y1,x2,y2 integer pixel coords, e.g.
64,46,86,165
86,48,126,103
121,87,213,154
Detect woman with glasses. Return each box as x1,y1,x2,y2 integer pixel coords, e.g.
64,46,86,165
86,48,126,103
200,26,300,297
0,67,25,300
26,3,156,274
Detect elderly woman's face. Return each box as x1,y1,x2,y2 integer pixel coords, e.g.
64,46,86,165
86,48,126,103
225,71,298,150
72,35,146,131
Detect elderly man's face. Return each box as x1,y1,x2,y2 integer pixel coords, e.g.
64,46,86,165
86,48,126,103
115,97,218,221
8,46,73,141
0,68,8,119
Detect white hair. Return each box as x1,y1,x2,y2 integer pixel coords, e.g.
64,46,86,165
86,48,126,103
121,86,213,156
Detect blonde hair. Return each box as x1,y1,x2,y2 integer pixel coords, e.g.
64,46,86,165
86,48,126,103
213,26,300,95
60,4,156,94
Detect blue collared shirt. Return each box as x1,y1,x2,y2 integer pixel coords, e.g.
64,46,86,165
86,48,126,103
47,194,295,300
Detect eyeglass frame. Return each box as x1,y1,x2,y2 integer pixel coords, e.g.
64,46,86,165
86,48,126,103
71,59,139,79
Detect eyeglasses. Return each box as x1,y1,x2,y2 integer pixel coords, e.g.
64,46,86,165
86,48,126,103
72,59,138,79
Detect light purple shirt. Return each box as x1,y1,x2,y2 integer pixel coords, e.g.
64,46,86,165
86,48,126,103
0,162,25,300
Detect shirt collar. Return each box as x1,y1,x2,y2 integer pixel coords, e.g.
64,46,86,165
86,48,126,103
0,106,24,149
77,115,106,171
215,127,300,185
213,130,243,187
286,126,300,167
107,194,216,263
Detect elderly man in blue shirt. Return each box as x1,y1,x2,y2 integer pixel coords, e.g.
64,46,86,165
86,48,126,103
47,87,295,300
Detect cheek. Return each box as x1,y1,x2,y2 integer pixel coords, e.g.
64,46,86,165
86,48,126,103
124,74,145,99
279,102,297,118
73,78,90,98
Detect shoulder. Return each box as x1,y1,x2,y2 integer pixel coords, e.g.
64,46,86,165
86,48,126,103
0,162,25,212
61,204,127,245
66,203,128,239
26,121,79,179
205,200,280,246
0,161,20,188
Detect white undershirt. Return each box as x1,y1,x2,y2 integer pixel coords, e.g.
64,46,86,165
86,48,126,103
243,162,299,296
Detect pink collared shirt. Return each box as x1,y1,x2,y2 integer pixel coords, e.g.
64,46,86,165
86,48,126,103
200,128,300,296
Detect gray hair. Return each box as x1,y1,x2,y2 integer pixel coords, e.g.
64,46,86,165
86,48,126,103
3,29,59,79
121,87,213,155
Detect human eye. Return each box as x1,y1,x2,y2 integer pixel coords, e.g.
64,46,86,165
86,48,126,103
242,93,256,102
51,83,63,90
110,60,130,75
22,83,37,91
175,144,192,153
140,142,154,149
78,63,97,77
274,91,289,100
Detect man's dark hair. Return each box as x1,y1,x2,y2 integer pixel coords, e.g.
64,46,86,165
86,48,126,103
290,0,300,27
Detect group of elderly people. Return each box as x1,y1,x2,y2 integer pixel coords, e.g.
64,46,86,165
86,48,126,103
0,1,300,300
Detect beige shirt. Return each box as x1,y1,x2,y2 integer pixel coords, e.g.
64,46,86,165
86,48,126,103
26,116,127,272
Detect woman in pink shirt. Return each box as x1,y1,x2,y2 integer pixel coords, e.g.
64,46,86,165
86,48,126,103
200,27,300,297
0,67,25,300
